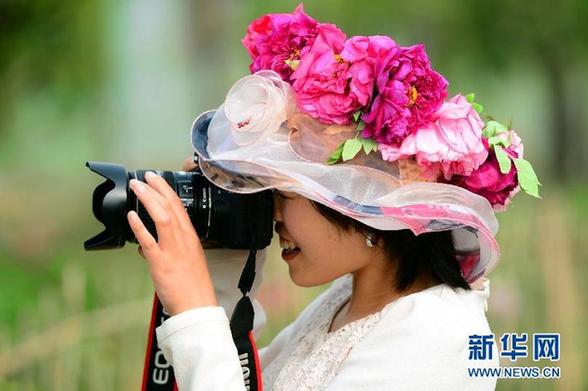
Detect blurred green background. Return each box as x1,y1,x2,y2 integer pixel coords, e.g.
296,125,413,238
0,0,586,390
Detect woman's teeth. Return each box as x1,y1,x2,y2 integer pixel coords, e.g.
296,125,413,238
279,237,298,251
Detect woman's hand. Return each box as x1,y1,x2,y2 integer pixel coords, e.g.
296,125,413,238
127,169,217,316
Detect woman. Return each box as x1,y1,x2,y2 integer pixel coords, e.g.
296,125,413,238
127,5,540,390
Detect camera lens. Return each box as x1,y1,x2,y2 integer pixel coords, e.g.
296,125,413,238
84,162,274,251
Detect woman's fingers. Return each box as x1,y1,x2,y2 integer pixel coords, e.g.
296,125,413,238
144,171,194,233
144,172,185,211
130,179,178,246
128,169,217,315
128,211,161,258
183,157,199,172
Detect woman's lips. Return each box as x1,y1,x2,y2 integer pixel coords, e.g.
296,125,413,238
281,247,301,262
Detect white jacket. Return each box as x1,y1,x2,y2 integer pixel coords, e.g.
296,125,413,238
156,249,498,390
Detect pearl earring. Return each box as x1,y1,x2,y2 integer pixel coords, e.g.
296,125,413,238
365,232,376,247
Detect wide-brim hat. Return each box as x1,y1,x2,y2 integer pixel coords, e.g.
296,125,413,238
190,71,499,284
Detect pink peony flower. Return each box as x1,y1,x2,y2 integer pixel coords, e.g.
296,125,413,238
290,24,351,124
450,130,523,210
292,33,396,125
362,44,448,146
242,4,319,82
379,94,488,180
340,36,399,110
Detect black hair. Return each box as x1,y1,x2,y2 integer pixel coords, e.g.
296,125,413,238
311,201,470,292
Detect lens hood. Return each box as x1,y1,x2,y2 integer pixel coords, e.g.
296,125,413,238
84,161,130,250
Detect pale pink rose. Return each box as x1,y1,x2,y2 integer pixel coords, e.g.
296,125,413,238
224,71,296,146
496,128,524,157
242,4,319,82
379,94,488,180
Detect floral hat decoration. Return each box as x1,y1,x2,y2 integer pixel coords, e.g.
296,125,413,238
190,4,541,284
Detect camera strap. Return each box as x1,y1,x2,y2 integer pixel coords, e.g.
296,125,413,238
141,249,262,391
230,249,263,391
141,295,177,390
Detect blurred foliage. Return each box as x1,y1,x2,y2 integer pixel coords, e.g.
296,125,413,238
0,0,586,390
0,0,105,134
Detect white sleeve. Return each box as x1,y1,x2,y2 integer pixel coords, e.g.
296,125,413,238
156,302,304,391
155,249,267,391
156,306,247,391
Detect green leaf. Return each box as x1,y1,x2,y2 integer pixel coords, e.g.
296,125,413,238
465,93,475,103
357,120,366,131
472,102,484,114
483,121,508,138
326,142,344,164
352,110,362,122
360,137,378,155
513,158,542,198
482,123,497,138
487,135,511,148
342,138,362,161
494,145,512,174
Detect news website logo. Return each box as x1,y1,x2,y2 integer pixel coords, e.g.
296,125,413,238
467,333,561,379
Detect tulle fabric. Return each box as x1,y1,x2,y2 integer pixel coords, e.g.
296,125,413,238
191,72,500,283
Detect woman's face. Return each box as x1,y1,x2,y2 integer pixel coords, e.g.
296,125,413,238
273,190,380,287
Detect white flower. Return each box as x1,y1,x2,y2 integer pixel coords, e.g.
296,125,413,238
224,70,296,146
